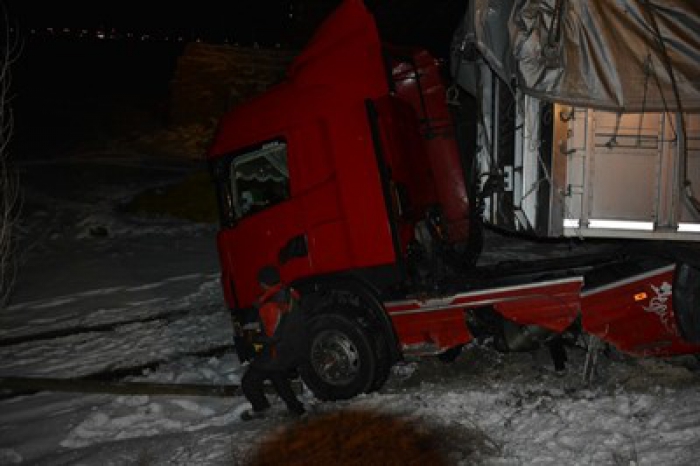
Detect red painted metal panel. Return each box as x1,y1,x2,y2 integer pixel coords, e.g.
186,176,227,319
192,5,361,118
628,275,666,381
493,284,582,333
390,49,471,243
208,0,399,309
217,199,308,308
373,96,438,213
390,309,472,354
386,277,583,350
372,96,438,254
582,265,700,356
208,1,389,158
324,104,396,268
288,0,385,90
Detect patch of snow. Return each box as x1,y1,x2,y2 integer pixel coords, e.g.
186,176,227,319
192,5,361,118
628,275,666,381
0,449,23,465
1,158,698,465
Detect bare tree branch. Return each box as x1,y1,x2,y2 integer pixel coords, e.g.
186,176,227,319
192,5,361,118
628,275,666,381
0,3,21,309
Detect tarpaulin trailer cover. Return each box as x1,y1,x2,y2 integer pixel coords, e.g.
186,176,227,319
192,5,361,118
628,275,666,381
452,0,700,112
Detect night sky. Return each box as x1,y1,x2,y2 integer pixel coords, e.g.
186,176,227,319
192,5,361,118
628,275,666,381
6,0,468,155
8,1,293,31
6,0,468,52
6,1,341,46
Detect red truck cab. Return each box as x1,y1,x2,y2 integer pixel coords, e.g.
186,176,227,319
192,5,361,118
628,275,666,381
209,0,475,308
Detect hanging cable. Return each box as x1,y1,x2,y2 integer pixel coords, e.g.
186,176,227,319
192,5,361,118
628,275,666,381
647,46,677,142
543,0,566,68
636,54,652,148
643,0,700,217
604,113,622,149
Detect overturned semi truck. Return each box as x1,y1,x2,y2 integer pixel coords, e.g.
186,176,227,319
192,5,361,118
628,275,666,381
208,0,700,400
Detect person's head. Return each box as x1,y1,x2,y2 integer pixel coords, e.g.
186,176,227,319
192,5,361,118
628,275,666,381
257,265,281,290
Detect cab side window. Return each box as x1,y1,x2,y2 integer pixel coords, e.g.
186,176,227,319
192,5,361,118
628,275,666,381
230,141,289,219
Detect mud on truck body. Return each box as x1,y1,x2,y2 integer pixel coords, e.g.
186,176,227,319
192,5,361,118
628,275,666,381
208,0,700,401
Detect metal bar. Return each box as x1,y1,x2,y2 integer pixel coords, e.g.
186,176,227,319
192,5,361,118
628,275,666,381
0,377,240,397
385,276,583,309
581,264,675,297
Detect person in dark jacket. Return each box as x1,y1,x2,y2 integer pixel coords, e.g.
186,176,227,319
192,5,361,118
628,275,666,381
240,265,308,421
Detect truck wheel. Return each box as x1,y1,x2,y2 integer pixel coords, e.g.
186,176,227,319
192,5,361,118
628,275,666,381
301,313,376,401
368,330,392,392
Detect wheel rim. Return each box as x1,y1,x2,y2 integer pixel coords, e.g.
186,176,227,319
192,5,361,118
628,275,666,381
310,329,360,386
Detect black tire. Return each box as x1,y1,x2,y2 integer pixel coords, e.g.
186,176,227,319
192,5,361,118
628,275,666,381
437,344,464,363
300,313,377,401
368,329,392,392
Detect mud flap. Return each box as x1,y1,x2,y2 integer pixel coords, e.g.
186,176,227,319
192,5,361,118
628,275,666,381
582,336,604,384
674,263,700,344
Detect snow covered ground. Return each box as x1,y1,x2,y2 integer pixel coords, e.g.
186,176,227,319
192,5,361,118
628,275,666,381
1,156,699,465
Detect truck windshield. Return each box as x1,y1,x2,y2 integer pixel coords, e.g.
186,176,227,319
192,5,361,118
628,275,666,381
230,141,289,219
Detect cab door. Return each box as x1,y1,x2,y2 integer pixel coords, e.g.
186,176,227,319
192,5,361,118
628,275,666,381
216,139,309,308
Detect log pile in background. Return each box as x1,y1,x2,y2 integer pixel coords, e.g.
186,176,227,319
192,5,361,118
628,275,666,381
169,42,297,127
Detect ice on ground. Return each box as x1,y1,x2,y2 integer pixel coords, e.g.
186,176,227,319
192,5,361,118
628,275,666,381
0,449,23,465
1,158,699,465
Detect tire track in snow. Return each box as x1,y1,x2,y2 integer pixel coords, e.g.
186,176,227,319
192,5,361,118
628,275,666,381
0,343,236,398
5,273,218,312
0,308,194,348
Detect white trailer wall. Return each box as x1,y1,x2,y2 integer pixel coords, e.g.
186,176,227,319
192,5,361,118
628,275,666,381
483,99,700,240
560,108,700,239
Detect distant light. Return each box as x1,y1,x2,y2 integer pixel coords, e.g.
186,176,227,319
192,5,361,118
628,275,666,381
678,223,700,233
563,219,580,228
97,31,106,40
588,219,654,231
63,28,70,33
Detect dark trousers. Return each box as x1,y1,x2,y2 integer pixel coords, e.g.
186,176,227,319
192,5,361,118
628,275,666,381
241,365,304,414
